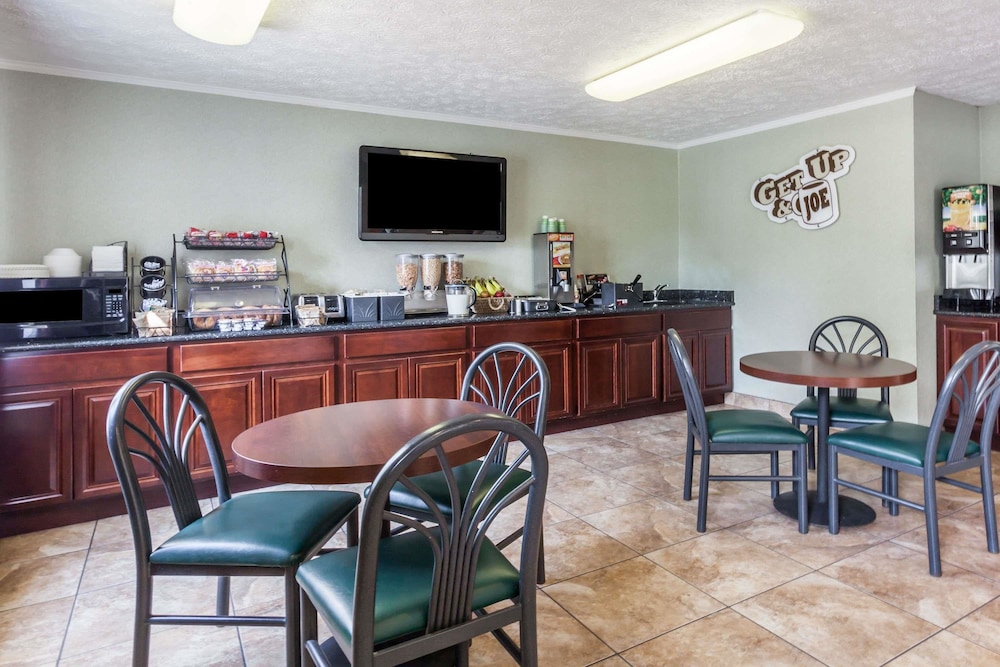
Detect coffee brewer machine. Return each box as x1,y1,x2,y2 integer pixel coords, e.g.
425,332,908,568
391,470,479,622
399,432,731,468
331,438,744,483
943,185,1000,302
533,232,575,304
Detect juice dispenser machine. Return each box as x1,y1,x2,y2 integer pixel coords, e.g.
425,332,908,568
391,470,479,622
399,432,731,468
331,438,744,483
943,184,1000,301
533,232,575,304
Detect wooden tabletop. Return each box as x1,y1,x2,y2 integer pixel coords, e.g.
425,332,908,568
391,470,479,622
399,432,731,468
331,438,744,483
740,350,917,389
232,398,506,484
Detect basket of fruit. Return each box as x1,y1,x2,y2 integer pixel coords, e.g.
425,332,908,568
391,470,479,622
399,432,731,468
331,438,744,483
468,277,512,315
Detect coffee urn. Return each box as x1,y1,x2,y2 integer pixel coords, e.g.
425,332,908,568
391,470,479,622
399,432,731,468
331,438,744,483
943,185,1000,302
532,232,575,304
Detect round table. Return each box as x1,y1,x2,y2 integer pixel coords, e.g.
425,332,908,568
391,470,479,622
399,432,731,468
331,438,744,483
740,350,917,526
232,398,505,485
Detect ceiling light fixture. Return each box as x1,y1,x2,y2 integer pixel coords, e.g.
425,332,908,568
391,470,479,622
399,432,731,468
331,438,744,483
585,10,804,102
173,0,272,46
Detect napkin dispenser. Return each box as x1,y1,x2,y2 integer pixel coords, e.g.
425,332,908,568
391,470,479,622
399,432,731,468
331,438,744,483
91,245,125,273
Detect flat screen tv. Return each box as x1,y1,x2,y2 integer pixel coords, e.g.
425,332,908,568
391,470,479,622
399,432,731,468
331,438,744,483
359,146,507,242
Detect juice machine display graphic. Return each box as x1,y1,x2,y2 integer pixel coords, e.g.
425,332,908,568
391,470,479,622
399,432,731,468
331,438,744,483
943,185,1000,300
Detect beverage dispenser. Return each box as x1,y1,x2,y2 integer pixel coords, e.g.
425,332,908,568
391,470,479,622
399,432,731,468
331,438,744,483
533,232,575,304
943,185,1000,300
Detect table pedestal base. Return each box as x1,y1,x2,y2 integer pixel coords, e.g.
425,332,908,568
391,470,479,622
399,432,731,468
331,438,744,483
774,490,876,527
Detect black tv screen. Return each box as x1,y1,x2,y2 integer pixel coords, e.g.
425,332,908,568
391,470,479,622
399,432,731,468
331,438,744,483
359,146,507,241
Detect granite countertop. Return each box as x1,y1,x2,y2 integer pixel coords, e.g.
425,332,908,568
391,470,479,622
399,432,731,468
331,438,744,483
2,289,734,354
934,294,1000,318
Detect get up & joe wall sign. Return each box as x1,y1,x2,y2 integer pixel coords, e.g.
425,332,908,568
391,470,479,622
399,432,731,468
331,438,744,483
750,145,856,230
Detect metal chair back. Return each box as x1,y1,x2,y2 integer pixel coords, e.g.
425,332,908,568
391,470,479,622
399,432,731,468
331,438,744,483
666,328,710,450
929,340,1000,464
807,316,890,402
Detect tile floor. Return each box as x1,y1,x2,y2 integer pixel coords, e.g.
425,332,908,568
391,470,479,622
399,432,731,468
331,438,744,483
5,400,1000,666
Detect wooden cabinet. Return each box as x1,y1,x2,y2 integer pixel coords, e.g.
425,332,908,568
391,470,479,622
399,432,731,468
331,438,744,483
263,363,336,420
185,371,262,476
936,315,1000,433
664,308,733,403
577,314,662,414
471,319,576,421
341,327,468,402
0,388,73,509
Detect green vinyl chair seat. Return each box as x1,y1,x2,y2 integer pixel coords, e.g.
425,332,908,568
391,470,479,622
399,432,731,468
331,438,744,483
828,422,979,468
790,396,894,425
297,530,519,648
706,410,810,445
387,461,531,518
150,491,361,568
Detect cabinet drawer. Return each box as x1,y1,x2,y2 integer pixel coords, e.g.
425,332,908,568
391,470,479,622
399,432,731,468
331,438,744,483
343,327,467,359
577,313,662,339
472,319,573,348
2,346,168,388
176,334,337,372
663,308,732,332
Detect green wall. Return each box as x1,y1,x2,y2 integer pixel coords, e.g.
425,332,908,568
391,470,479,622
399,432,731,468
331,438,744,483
0,70,678,294
678,98,922,421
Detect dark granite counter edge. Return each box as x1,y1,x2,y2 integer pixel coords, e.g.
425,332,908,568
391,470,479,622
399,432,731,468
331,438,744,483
2,293,735,354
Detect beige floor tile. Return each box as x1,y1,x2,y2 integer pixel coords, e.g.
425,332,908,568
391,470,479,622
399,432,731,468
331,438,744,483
543,427,610,452
890,503,1000,580
59,624,245,667
733,573,937,667
606,457,689,497
885,630,1000,666
78,546,135,593
731,510,923,570
229,575,285,615
821,542,1000,626
545,470,648,517
62,576,221,657
879,471,989,517
647,530,810,605
0,522,93,565
0,597,73,666
468,591,613,667
546,452,602,481
667,481,779,529
582,497,715,553
545,557,723,652
236,598,292,667
949,596,1000,653
558,441,661,472
506,518,635,585
0,551,85,612
630,429,689,458
622,609,822,666
589,657,630,667
592,417,678,440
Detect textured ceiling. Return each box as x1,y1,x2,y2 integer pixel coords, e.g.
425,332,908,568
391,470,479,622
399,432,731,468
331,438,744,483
1,0,999,147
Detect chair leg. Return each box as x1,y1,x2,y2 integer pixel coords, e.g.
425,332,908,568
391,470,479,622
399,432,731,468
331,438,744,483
696,441,711,533
300,588,327,667
770,451,779,499
536,531,546,585
133,574,153,667
924,472,942,576
284,571,302,667
981,459,999,554
887,469,899,516
216,575,231,618
346,510,359,548
796,446,808,534
456,641,471,667
683,429,695,501
828,446,840,534
806,426,816,470
519,588,538,667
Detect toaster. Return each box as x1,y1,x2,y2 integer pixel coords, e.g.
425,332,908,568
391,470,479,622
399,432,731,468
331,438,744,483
511,297,555,314
296,294,346,321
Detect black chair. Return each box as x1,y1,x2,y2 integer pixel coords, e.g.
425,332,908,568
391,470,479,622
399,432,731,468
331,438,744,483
790,316,894,468
828,340,1000,576
106,371,360,667
384,341,550,582
297,412,548,667
667,329,810,533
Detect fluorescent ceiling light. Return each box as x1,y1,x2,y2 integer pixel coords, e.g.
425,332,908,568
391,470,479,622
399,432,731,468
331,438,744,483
586,10,804,102
173,0,272,46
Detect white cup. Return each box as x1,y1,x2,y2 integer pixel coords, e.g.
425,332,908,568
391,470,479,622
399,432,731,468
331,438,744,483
445,284,476,317
43,248,82,277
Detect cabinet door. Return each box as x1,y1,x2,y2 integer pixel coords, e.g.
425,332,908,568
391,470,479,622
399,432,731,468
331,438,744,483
409,353,465,400
699,329,733,394
937,317,999,428
1,389,73,509
622,334,661,406
73,383,162,500
263,363,337,420
664,331,698,401
343,359,409,402
578,339,620,413
185,371,261,477
536,343,575,421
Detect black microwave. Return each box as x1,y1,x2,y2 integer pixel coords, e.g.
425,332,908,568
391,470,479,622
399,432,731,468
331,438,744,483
0,275,129,341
